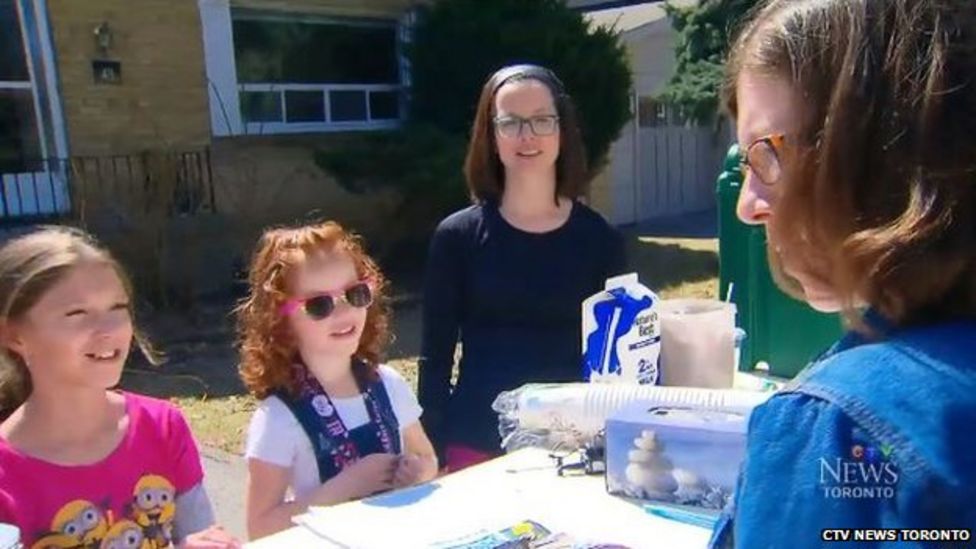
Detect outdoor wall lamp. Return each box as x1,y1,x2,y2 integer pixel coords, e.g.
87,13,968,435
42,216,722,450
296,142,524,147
92,22,121,84
94,22,112,55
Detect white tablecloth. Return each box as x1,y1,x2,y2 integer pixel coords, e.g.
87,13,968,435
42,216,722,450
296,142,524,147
246,448,713,548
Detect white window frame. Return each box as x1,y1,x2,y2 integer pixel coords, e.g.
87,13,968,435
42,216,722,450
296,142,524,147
198,1,408,136
0,0,69,218
238,83,402,135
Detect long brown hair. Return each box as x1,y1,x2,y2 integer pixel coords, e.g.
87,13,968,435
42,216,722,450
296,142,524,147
726,0,976,326
0,226,158,417
235,221,390,399
463,64,589,203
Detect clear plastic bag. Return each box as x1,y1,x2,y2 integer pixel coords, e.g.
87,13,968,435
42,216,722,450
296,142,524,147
492,382,770,453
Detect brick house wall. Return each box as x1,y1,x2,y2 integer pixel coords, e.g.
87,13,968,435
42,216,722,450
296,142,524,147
47,0,211,157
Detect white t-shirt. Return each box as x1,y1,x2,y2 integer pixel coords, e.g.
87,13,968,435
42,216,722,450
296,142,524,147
245,364,422,499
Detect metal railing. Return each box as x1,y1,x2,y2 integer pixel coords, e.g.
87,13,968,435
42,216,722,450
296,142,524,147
0,148,217,225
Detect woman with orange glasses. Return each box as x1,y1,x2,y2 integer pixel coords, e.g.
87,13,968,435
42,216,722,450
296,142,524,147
711,0,976,546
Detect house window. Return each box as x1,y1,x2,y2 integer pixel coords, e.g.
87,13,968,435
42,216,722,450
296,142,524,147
0,0,69,219
231,10,402,133
0,0,41,173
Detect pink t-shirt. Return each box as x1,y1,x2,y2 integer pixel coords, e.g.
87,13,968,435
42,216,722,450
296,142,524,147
0,392,204,549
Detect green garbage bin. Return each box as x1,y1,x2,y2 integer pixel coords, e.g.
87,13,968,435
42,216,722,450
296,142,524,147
717,144,843,378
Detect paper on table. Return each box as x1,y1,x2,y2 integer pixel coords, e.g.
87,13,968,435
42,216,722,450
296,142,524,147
294,478,529,548
287,450,712,549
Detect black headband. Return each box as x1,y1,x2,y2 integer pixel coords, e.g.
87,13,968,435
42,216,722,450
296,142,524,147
490,64,566,96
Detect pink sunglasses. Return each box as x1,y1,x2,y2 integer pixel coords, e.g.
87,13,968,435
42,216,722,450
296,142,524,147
280,279,374,320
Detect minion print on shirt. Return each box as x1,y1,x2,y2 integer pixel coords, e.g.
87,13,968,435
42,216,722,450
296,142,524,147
29,500,109,549
127,476,175,549
30,475,176,549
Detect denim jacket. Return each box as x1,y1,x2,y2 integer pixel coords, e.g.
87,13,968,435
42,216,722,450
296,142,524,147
709,316,976,548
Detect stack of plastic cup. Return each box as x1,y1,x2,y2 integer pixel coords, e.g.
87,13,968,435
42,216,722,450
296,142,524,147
503,383,770,438
0,523,21,549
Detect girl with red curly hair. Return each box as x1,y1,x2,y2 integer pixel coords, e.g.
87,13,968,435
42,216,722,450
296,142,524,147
237,221,437,540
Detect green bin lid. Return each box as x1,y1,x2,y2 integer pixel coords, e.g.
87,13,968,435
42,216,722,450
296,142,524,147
723,143,741,172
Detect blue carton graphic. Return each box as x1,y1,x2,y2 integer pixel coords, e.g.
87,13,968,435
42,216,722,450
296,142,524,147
582,273,660,385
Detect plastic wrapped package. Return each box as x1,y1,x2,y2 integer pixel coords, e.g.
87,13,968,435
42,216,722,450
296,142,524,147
492,383,771,452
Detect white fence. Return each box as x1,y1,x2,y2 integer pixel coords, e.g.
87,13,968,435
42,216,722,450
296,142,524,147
0,167,70,218
604,121,732,225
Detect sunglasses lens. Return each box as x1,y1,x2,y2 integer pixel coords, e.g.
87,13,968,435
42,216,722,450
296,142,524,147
345,283,373,308
303,295,335,320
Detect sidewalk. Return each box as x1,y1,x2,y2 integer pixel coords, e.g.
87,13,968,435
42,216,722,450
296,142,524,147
630,208,717,238
202,447,247,540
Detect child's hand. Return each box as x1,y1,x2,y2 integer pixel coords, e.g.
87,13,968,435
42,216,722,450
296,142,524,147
335,453,399,500
178,525,241,549
393,453,429,488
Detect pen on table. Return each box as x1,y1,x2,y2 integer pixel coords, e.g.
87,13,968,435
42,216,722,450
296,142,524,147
644,504,719,530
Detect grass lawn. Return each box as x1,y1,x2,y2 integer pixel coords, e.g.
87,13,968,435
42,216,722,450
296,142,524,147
121,231,719,454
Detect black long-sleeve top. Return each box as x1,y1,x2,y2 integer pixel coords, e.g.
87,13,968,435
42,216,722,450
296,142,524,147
417,200,627,456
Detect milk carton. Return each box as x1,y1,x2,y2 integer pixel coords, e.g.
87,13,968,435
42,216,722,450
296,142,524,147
582,273,661,384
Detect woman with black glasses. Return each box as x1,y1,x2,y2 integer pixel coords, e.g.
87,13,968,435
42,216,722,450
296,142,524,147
417,64,627,471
